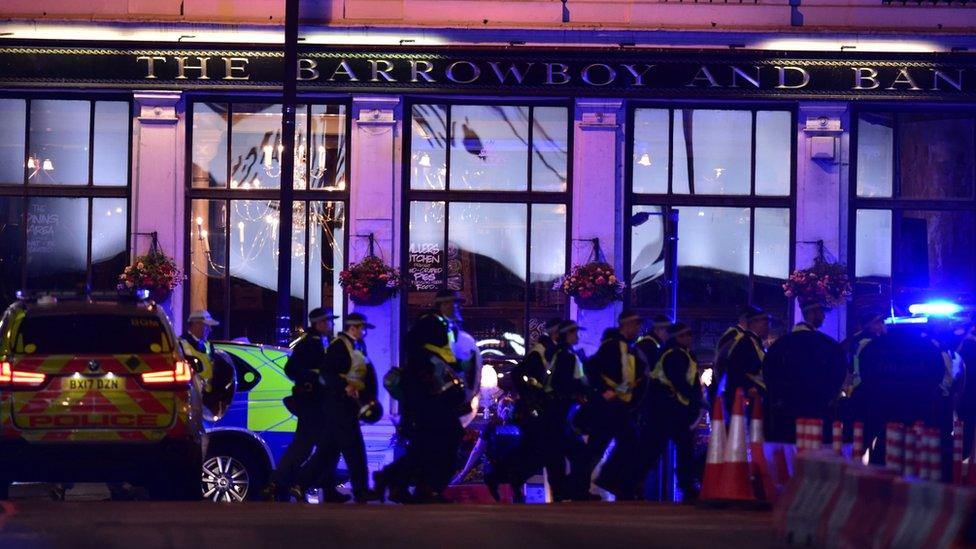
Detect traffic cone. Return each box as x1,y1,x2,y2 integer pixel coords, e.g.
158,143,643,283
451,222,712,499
886,422,904,475
904,423,918,478
749,394,776,502
718,388,756,501
832,421,843,456
700,395,727,501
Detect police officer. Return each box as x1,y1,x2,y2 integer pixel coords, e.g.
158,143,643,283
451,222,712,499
312,312,379,503
637,323,705,501
544,320,589,501
843,311,887,397
795,301,826,332
585,310,645,500
265,308,342,502
433,289,483,412
712,306,754,404
722,305,769,412
633,315,671,409
180,310,236,421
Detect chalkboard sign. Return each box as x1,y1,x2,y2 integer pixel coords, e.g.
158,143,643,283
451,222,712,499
408,241,443,291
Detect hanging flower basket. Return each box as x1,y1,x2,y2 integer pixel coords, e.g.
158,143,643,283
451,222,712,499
554,261,625,311
782,258,852,309
117,249,182,302
340,256,403,306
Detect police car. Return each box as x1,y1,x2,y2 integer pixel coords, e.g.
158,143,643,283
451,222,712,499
0,292,205,500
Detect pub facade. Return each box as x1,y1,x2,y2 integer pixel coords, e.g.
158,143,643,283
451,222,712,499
2,7,976,414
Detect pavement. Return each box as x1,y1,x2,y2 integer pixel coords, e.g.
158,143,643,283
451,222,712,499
0,498,779,549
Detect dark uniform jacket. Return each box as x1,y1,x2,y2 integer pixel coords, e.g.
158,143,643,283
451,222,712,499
959,334,976,421
547,343,587,403
321,332,369,417
648,340,704,423
586,329,641,405
722,330,766,403
283,331,329,417
512,335,556,417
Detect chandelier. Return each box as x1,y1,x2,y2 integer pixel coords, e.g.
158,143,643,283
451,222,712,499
261,132,332,191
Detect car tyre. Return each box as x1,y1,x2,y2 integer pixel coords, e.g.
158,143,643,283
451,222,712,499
202,439,268,503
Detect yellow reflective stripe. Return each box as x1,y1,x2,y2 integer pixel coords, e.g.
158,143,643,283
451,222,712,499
424,343,457,364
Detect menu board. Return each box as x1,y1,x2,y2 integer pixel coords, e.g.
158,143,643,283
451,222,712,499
407,241,443,291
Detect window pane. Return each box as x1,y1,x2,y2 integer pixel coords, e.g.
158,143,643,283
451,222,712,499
449,202,527,355
290,202,307,331
531,107,569,192
229,199,279,343
92,101,129,186
673,110,751,195
898,113,975,200
855,209,891,278
0,99,26,185
29,100,90,186
675,206,750,307
407,201,445,293
896,210,975,297
0,197,24,309
753,208,790,279
630,205,666,310
411,104,447,190
529,203,567,328
191,103,228,189
306,201,344,320
449,105,529,191
26,197,88,290
90,198,127,291
308,104,347,191
231,104,282,190
632,109,669,194
856,113,893,198
189,199,228,335
755,111,792,196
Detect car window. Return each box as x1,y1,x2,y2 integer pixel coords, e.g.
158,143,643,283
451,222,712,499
14,314,173,355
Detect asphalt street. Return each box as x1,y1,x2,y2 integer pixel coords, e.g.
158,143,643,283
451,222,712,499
0,499,778,549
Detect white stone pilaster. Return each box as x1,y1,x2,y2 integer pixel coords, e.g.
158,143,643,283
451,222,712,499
132,90,185,328
795,102,850,340
572,99,625,356
349,96,401,431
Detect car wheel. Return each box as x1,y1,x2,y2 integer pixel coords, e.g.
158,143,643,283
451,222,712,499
202,441,268,503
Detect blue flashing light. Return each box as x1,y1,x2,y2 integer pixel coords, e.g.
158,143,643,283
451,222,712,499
134,289,150,300
907,301,963,317
885,316,928,325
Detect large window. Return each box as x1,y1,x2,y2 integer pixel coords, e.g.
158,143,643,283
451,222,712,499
627,107,795,359
851,110,976,322
187,102,348,343
0,97,131,309
404,103,570,359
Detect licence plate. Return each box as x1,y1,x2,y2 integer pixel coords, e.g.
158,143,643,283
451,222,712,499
63,377,121,391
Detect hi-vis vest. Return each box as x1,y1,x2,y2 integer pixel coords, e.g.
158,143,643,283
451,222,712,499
601,340,636,402
543,348,587,393
727,331,766,390
180,336,213,392
649,347,698,406
332,334,369,391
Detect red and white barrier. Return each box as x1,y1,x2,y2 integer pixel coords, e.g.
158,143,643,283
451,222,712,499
832,421,843,456
886,422,904,474
853,421,864,460
904,423,919,479
953,421,963,485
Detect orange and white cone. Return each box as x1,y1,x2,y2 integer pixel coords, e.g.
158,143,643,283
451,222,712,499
853,422,865,461
886,422,904,474
749,394,776,501
832,421,843,456
700,395,727,501
718,388,756,501
904,423,918,478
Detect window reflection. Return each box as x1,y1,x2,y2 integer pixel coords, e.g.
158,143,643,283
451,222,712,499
191,103,228,189
675,206,750,307
529,203,567,329
450,105,529,191
91,198,128,290
410,105,447,190
189,199,228,326
29,100,90,186
231,104,283,190
673,110,751,195
308,105,347,191
0,99,26,185
93,102,129,187
449,202,528,350
26,197,88,290
0,197,24,309
632,109,669,194
755,111,792,196
899,113,975,200
856,113,894,198
630,205,665,309
531,107,569,192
